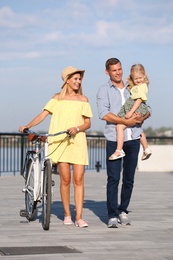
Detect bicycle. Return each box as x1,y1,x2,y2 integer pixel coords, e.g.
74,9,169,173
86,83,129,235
20,128,70,230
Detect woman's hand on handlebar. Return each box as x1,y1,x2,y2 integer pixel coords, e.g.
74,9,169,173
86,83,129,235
19,126,29,133
67,126,79,136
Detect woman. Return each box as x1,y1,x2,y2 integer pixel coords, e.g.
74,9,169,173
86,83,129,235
19,66,93,228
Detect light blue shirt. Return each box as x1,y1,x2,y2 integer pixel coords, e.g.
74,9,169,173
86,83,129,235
96,79,143,142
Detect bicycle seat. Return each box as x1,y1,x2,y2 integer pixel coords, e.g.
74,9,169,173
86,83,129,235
28,134,46,143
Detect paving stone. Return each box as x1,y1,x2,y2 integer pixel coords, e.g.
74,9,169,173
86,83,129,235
0,171,173,259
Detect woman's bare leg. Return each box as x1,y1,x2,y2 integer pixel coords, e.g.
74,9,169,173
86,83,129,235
72,164,85,221
58,162,71,217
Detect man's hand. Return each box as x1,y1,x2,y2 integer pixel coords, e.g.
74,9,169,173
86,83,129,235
102,111,150,127
125,113,143,126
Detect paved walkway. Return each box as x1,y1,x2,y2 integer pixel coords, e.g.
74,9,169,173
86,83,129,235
0,170,173,260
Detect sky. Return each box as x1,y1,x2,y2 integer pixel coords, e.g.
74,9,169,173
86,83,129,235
0,0,173,133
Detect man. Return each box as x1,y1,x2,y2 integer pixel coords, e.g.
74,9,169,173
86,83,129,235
96,58,150,228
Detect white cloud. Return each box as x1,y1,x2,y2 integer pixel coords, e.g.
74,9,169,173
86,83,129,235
0,49,67,61
44,31,64,42
0,6,40,28
0,0,173,131
1,1,173,57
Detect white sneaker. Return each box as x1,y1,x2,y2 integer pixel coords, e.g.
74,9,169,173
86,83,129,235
119,212,131,225
107,217,119,228
141,147,152,160
63,216,74,225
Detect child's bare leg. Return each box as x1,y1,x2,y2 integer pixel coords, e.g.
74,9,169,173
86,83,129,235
140,132,152,160
140,132,148,150
115,124,126,154
109,124,126,160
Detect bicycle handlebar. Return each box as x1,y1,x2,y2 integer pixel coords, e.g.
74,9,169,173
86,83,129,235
23,128,30,134
23,128,70,138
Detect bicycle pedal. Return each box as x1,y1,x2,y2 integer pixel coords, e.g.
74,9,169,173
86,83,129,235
52,180,55,186
20,209,29,218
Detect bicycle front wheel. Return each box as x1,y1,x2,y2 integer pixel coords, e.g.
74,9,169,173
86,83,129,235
25,159,37,221
42,159,52,230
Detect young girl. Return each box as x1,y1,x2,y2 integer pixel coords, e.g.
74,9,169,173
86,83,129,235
109,64,152,161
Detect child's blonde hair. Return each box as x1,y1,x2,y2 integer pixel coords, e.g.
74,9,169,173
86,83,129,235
127,64,149,89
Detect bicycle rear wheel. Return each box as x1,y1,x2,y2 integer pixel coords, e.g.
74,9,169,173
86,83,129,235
25,159,37,221
42,159,52,230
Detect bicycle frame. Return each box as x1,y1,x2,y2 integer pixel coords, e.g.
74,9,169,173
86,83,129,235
20,129,69,226
39,138,50,201
24,153,40,200
24,136,52,202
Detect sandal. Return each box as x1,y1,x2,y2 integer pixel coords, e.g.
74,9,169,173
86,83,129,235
141,147,152,160
109,150,125,160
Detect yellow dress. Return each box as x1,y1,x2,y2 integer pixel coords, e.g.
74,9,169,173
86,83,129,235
43,98,93,165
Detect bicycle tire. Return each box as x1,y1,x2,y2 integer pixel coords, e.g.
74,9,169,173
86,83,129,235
42,159,52,230
25,159,37,221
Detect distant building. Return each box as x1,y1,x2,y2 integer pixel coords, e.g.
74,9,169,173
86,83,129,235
164,129,173,137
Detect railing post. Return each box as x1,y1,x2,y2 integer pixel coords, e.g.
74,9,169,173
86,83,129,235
20,135,24,175
95,161,101,172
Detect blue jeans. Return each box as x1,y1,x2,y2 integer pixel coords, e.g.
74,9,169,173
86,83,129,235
106,139,140,218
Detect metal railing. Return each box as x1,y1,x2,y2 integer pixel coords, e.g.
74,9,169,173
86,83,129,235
0,133,107,176
0,132,173,176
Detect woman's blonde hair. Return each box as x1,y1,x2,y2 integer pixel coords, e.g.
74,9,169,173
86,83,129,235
127,64,149,89
58,73,83,100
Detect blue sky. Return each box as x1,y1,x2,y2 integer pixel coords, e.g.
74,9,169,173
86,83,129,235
0,0,173,132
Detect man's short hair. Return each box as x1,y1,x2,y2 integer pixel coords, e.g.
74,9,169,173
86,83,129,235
105,58,121,70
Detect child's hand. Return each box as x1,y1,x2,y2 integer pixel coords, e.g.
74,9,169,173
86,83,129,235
131,112,143,125
125,111,133,119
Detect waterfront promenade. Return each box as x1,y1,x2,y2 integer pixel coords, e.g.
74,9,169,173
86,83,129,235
0,170,172,260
